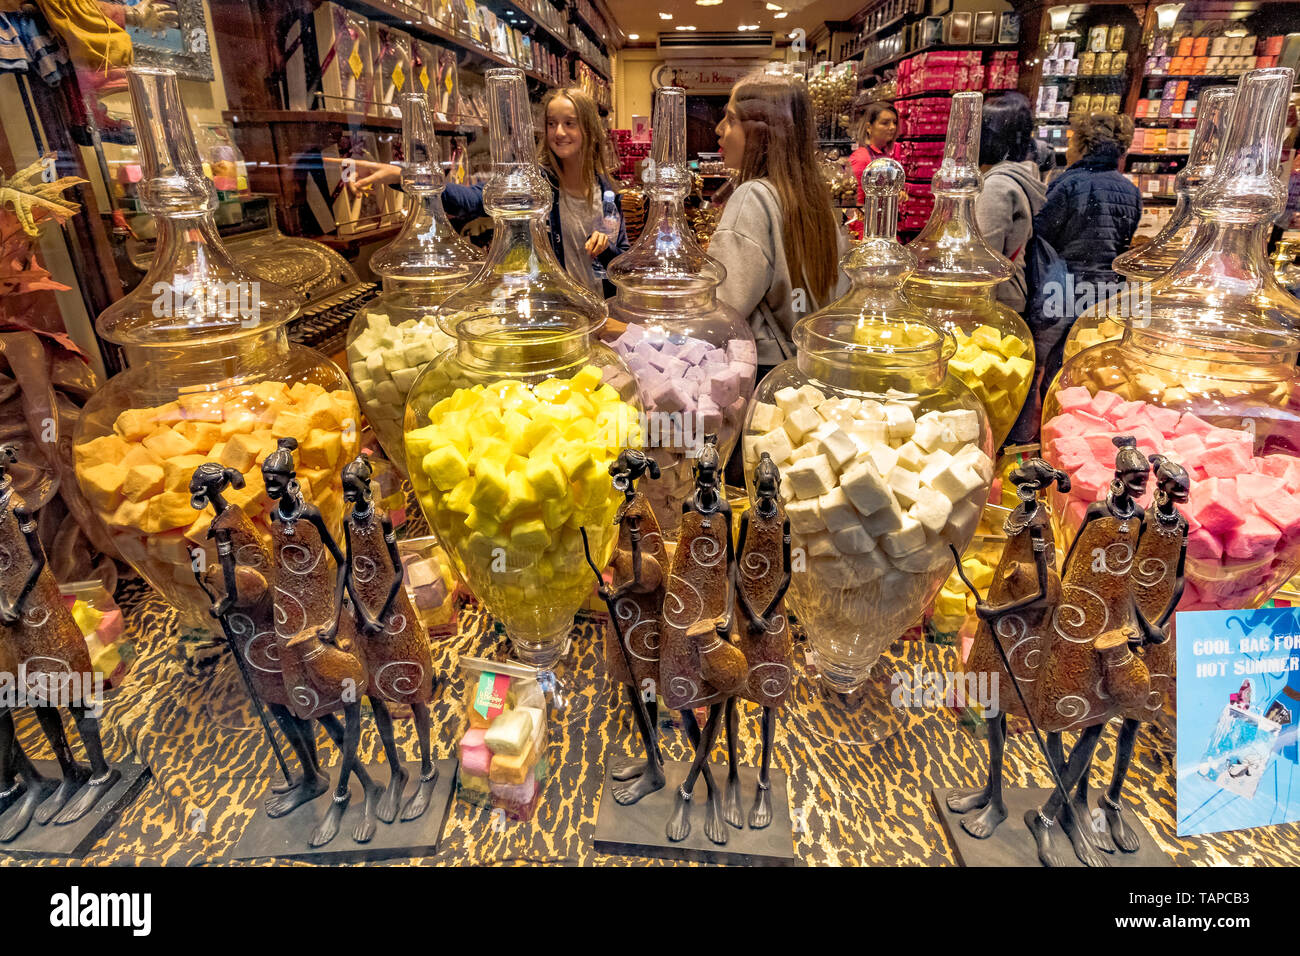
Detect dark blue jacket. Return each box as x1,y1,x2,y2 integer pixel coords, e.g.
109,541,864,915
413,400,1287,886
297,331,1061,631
443,169,629,298
1033,147,1142,287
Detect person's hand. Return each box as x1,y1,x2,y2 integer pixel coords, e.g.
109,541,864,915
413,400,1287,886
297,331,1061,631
321,156,402,194
585,231,610,257
126,0,179,36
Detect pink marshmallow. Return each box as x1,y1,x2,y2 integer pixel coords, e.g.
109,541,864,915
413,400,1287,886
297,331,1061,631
1089,390,1125,418
1200,441,1253,479
1187,528,1223,561
1225,513,1282,561
461,728,492,777
1188,477,1246,536
1255,493,1300,536
1056,386,1093,414
1237,473,1286,503
1175,413,1216,437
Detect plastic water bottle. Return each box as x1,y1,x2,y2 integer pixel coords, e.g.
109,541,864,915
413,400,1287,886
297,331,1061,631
598,189,620,237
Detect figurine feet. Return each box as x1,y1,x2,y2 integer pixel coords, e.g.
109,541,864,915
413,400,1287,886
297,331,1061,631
704,791,729,846
311,790,351,847
723,773,744,829
34,766,89,825
52,768,121,826
265,773,329,818
612,763,665,805
1072,794,1114,854
946,784,991,815
1024,809,1074,868
0,780,25,818
0,778,56,843
400,768,439,822
1100,795,1140,853
666,786,693,842
377,764,409,824
353,782,383,843
1061,803,1110,867
610,756,648,781
748,781,773,830
959,797,1007,839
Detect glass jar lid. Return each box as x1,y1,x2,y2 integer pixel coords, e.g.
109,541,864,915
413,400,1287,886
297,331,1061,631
97,68,300,347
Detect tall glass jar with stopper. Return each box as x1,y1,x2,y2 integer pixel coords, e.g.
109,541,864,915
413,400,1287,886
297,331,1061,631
403,69,642,667
603,86,755,537
904,91,1034,447
1043,68,1300,612
742,158,993,739
1062,85,1236,361
73,67,361,634
345,90,481,473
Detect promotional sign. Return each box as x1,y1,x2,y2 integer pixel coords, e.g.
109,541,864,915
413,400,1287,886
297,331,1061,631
1176,606,1300,837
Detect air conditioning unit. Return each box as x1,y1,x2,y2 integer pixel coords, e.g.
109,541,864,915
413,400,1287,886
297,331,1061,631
657,31,776,52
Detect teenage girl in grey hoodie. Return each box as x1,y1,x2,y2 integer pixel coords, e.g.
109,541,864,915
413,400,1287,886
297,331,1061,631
974,93,1048,313
708,73,850,370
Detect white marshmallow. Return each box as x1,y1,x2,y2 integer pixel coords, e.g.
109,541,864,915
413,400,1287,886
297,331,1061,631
888,467,921,508
774,386,804,416
929,460,984,503
818,487,861,532
795,384,826,408
955,444,994,483
918,449,954,489
750,428,794,467
785,497,825,534
817,427,859,473
943,408,982,443
814,556,858,589
868,443,900,476
895,441,926,472
833,524,875,554
840,459,893,515
784,454,837,499
882,513,926,557
944,497,983,545
911,415,946,453
884,403,916,440
807,532,842,559
893,536,954,573
910,487,954,535
850,548,889,582
783,405,823,443
847,419,888,451
789,442,820,464
860,497,906,535
854,400,886,423
749,402,785,433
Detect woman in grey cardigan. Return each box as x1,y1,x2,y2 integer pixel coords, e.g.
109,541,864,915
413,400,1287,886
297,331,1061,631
707,73,850,370
974,93,1048,313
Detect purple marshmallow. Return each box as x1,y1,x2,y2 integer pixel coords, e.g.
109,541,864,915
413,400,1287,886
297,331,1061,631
699,399,723,433
648,378,687,413
490,772,537,803
709,368,740,408
658,355,690,380
728,339,758,364
678,339,711,367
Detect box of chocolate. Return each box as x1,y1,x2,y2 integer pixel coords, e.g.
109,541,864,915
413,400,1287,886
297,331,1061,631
368,23,413,119
313,1,373,113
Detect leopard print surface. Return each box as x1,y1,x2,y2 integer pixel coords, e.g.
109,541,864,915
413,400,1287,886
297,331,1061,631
3,573,1298,866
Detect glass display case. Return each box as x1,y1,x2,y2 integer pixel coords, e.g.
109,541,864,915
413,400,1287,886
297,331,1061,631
72,68,361,635
904,91,1035,447
1042,68,1300,612
603,85,755,537
403,69,641,667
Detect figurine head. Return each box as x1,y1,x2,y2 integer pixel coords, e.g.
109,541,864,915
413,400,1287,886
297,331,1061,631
754,452,781,503
1111,436,1150,498
609,448,660,493
342,454,375,507
189,462,245,511
261,437,300,501
1010,458,1071,498
1148,454,1191,506
0,443,16,490
693,434,721,490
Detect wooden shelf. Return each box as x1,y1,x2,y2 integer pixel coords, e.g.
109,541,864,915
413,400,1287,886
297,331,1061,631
864,41,1017,74
224,108,486,134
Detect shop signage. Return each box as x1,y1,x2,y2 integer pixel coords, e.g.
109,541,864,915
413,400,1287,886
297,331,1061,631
651,63,765,92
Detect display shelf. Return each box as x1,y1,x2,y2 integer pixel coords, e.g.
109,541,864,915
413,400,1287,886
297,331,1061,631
865,42,1017,74
224,109,486,134
568,4,609,46
1140,73,1244,81
574,48,611,82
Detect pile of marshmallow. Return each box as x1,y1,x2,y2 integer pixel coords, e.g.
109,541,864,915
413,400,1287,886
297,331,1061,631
608,324,756,526
1044,386,1300,610
347,310,453,450
744,384,993,591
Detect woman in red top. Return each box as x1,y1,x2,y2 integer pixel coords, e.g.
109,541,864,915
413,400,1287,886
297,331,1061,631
848,102,900,204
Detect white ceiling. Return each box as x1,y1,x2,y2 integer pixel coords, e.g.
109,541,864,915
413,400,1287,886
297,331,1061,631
606,0,869,44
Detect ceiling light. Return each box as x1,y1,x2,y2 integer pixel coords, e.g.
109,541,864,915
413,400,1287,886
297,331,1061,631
659,11,672,18
675,24,697,29
627,33,639,39
696,0,723,6
774,10,787,16
739,24,759,30
765,3,782,9
787,31,798,38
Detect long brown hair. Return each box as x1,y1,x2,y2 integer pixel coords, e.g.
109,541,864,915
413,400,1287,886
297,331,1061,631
537,87,613,202
730,74,840,304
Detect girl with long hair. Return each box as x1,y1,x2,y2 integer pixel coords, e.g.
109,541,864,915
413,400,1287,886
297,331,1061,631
709,72,849,368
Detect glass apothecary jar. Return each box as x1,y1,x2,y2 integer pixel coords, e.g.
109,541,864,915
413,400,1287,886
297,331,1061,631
1063,86,1236,362
742,159,994,694
403,69,641,667
904,92,1034,447
1043,68,1300,611
604,86,755,537
73,68,361,633
346,90,481,472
